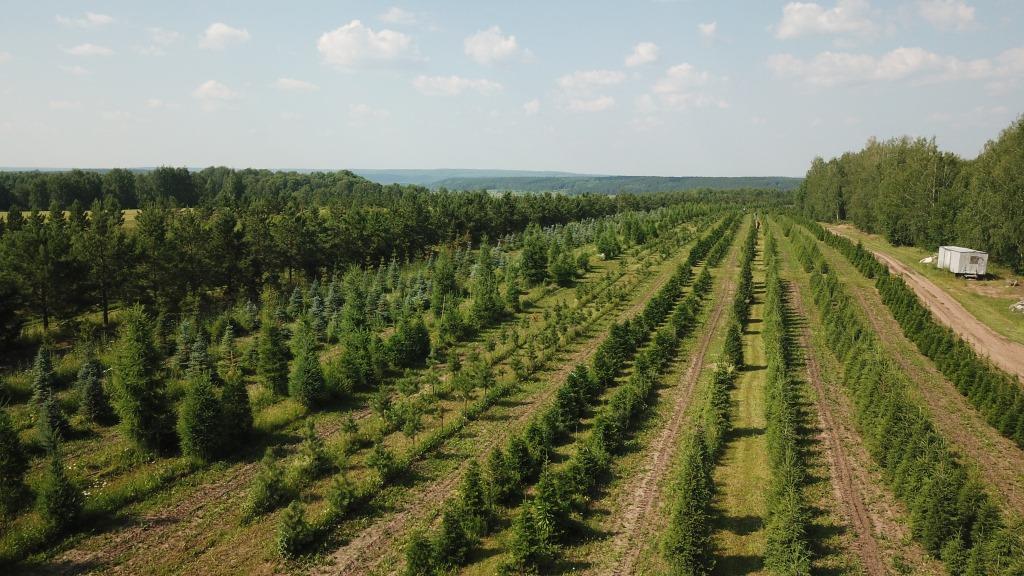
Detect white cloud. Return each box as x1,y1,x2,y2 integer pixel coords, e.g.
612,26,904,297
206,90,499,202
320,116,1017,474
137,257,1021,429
60,64,90,76
65,43,114,57
199,23,250,50
558,69,626,92
192,80,238,110
137,28,182,56
567,96,615,113
649,63,727,110
145,98,166,109
56,12,113,28
49,100,81,110
918,0,975,31
349,103,391,121
412,75,502,96
767,46,1024,87
275,78,319,92
379,7,416,25
0,51,12,63
775,0,876,39
464,26,524,65
317,20,418,68
625,42,659,67
523,99,541,116
698,22,718,39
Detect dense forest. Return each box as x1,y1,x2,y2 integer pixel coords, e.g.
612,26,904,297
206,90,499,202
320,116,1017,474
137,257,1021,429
796,115,1024,272
0,170,775,350
432,175,803,194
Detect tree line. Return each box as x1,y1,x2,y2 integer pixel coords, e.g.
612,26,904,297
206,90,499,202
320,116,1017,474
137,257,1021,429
0,167,708,350
796,115,1024,272
784,222,1023,575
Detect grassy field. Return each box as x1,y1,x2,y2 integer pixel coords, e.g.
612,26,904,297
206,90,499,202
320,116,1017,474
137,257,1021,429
829,223,1024,345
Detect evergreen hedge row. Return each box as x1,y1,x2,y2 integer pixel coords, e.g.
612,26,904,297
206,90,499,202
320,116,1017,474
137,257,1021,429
787,223,1023,575
403,215,741,575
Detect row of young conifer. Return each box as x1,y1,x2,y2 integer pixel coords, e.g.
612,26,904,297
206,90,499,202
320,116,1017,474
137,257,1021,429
267,216,714,559
760,227,813,575
660,218,757,575
783,222,1024,575
399,215,740,575
795,218,1024,448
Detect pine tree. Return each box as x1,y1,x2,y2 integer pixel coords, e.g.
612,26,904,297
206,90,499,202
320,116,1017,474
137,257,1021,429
520,225,549,285
504,261,521,313
431,247,458,313
723,321,744,370
548,240,576,287
486,446,515,503
220,371,253,453
32,347,70,442
469,240,502,327
109,306,174,453
326,472,357,521
244,448,291,520
286,286,304,319
309,295,326,341
218,323,239,381
388,313,431,368
404,530,436,576
298,419,330,479
177,372,224,462
36,436,82,536
433,502,472,569
289,319,326,407
0,410,28,517
257,308,290,395
76,354,112,424
277,500,312,559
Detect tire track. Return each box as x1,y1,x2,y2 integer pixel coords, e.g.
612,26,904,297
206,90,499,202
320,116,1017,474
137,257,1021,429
604,262,736,576
787,284,885,576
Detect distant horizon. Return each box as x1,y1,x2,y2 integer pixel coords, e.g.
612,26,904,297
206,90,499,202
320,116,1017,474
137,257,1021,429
0,166,806,179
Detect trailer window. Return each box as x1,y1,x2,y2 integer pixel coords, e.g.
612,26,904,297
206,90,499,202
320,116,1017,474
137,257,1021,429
970,256,980,264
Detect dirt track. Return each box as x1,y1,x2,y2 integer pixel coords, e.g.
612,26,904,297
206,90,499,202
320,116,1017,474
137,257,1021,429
828,227,1024,383
787,284,885,576
602,248,738,576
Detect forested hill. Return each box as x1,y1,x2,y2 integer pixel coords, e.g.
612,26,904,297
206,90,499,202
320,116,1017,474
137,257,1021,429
429,174,803,193
796,115,1024,272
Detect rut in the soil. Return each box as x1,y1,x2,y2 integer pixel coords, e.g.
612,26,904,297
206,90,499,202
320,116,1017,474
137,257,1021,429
604,272,737,575
787,284,885,576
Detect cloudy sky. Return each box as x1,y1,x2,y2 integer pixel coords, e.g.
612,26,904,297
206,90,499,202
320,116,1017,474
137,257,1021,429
0,0,1021,176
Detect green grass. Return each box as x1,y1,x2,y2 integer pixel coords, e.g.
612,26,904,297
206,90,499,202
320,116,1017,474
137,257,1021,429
830,223,1024,345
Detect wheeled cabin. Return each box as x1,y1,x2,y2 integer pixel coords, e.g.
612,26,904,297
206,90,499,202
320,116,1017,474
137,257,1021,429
936,246,988,278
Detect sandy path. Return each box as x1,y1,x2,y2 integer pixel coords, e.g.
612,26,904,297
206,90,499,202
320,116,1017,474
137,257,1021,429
828,227,1024,383
787,284,885,576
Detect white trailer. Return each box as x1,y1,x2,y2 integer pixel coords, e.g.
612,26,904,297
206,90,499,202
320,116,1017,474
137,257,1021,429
936,246,988,277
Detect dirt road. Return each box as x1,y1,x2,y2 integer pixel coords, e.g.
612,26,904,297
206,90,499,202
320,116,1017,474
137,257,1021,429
828,227,1024,383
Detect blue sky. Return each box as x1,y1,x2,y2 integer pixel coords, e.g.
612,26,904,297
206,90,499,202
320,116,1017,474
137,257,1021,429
0,0,1021,176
